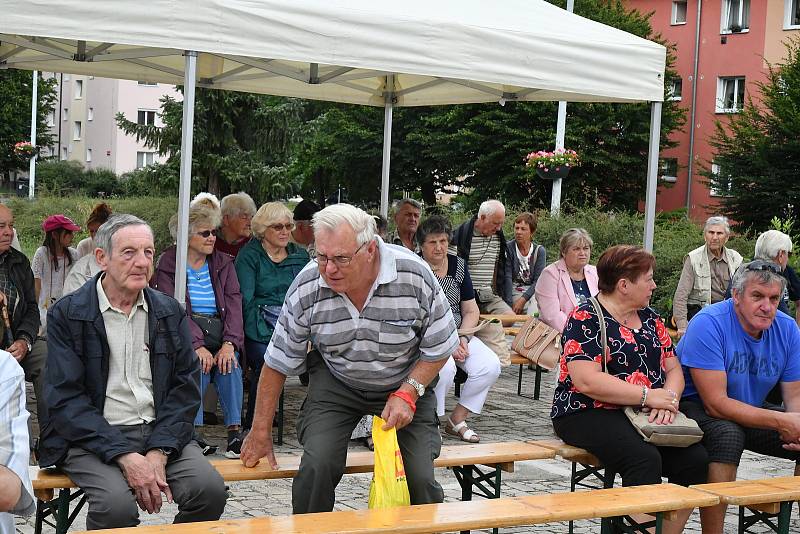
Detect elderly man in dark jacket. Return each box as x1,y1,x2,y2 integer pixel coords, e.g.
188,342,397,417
41,214,226,530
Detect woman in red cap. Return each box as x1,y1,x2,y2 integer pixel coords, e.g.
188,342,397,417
31,214,80,333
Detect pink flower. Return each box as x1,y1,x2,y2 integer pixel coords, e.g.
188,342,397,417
626,370,652,388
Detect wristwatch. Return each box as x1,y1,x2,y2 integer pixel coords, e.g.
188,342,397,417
155,447,176,458
405,377,425,397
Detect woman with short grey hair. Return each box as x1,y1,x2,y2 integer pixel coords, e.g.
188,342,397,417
673,216,743,336
153,199,245,458
535,228,599,330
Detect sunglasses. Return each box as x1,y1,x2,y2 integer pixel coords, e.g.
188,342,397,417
744,260,781,274
196,229,218,238
268,223,295,232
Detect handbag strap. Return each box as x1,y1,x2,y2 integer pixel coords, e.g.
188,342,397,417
588,296,608,374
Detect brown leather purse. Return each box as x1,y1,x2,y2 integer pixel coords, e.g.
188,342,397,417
510,316,561,370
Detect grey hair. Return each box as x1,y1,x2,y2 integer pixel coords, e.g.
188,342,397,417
559,228,593,258
416,215,452,245
313,204,376,247
392,198,422,215
704,215,731,234
250,202,293,240
754,229,793,261
168,204,222,240
477,199,505,218
221,192,257,219
95,214,152,255
731,262,787,296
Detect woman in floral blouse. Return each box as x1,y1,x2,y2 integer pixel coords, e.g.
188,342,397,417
550,245,708,534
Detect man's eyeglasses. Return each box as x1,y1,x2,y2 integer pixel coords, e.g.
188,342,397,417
744,260,781,274
268,223,295,232
196,229,217,238
314,241,368,267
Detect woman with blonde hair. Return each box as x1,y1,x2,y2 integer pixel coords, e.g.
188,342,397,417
235,202,309,430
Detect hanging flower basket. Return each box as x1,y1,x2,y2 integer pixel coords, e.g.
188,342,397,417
524,148,580,180
13,141,37,158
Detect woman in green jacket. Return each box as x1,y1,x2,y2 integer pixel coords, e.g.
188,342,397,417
235,202,309,429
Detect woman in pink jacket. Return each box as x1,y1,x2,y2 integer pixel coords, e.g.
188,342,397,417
535,228,599,331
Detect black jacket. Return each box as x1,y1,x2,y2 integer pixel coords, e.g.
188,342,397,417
2,248,40,343
452,216,513,306
39,274,200,467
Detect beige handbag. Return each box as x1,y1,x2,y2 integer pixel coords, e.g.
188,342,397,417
589,297,703,448
510,316,560,370
458,319,511,366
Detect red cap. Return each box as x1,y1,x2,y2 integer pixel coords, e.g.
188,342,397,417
42,214,81,233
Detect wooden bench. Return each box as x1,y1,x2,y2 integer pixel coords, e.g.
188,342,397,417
32,441,555,534
532,439,617,534
692,476,800,534
72,483,720,534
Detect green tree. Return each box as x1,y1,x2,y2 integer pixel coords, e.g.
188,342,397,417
116,89,309,201
707,37,800,231
289,0,684,211
0,70,57,177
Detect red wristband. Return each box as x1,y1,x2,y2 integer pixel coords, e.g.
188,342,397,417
390,391,417,413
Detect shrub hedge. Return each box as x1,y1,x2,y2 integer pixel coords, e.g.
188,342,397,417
7,195,757,318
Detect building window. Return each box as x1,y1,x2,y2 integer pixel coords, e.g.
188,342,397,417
46,111,55,127
88,107,94,121
138,81,157,86
137,109,156,126
61,147,68,160
786,0,800,28
668,78,683,101
74,79,83,99
86,149,92,162
710,163,734,197
63,107,68,121
73,121,82,141
672,1,688,25
660,158,678,183
716,77,746,113
722,0,750,33
136,151,156,169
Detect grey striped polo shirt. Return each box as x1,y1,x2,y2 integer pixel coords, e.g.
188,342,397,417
264,239,458,391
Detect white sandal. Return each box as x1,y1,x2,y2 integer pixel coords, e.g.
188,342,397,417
445,417,480,443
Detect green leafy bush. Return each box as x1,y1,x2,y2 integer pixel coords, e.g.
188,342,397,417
8,195,178,257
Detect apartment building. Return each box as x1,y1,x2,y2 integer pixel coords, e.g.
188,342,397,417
625,0,800,220
42,74,179,174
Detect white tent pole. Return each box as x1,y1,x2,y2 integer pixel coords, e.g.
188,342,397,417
174,51,197,306
28,69,37,199
380,75,395,219
550,102,567,216
549,0,574,217
643,102,662,252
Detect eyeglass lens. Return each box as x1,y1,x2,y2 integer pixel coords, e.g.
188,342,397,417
197,229,217,238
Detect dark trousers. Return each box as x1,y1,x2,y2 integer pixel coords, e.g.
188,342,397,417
243,339,267,429
60,423,227,530
293,350,444,513
553,408,709,487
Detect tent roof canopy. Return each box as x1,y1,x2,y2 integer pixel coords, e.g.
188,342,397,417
1,0,666,106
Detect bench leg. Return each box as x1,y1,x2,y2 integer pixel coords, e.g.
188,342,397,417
533,365,542,400
517,364,523,396
739,501,793,534
606,513,662,534
452,464,502,534
570,462,615,534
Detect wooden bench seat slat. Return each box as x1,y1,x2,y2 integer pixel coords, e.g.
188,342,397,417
32,442,555,489
692,476,800,506
75,484,719,534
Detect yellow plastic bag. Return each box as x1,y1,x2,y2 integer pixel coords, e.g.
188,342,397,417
368,416,411,509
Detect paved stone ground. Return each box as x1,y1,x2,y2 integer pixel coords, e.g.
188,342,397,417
17,364,800,533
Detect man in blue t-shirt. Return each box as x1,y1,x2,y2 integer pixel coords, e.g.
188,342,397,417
678,260,800,532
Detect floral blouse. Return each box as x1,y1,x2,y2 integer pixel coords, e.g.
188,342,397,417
550,301,675,419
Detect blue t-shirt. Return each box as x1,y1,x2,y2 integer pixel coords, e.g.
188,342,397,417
187,261,218,315
677,299,800,406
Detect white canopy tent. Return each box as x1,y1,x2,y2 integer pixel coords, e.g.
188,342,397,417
1,0,666,303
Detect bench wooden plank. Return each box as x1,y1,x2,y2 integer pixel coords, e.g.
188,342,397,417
74,483,719,534
479,314,530,324
510,353,528,366
530,440,603,467
691,476,800,507
32,442,555,489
